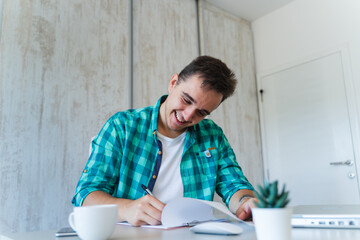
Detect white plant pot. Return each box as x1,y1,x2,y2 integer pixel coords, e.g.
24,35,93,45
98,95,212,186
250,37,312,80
252,207,293,240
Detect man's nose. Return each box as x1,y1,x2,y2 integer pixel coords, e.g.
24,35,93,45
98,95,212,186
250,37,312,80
183,107,196,121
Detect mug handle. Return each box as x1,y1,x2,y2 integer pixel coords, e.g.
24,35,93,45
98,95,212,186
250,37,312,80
68,212,77,231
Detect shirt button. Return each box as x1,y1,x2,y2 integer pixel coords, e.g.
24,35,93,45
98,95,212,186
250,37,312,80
158,151,162,155
153,175,157,179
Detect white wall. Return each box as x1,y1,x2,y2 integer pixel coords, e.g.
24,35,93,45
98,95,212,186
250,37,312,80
252,0,360,185
252,0,360,93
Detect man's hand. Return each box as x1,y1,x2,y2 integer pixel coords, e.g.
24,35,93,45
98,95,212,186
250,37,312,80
121,195,165,226
83,191,165,227
229,189,257,221
235,197,257,220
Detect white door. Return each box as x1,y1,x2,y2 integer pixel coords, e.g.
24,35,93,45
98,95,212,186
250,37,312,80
259,51,360,205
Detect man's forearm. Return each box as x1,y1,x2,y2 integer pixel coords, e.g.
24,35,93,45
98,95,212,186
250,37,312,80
228,189,255,214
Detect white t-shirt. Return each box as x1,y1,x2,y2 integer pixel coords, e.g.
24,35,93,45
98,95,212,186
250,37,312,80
152,131,186,203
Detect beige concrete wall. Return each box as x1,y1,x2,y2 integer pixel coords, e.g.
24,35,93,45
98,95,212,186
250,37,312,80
201,2,263,186
0,0,130,232
132,0,199,108
0,0,262,233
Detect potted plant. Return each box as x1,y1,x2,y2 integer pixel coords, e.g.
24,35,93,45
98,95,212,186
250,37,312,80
252,180,292,240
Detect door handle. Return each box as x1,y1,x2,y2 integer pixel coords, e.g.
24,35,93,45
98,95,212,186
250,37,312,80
329,160,353,166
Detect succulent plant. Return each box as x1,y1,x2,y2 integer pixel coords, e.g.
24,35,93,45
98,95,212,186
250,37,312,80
254,180,290,208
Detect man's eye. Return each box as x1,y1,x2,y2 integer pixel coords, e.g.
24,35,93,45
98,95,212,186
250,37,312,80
197,111,206,117
182,97,191,104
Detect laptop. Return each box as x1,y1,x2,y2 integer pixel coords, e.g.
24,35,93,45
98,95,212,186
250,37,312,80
291,205,360,229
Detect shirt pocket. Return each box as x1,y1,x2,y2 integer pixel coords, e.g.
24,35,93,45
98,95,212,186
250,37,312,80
195,149,218,177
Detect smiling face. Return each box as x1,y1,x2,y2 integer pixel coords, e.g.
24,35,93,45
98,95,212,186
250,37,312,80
157,74,223,138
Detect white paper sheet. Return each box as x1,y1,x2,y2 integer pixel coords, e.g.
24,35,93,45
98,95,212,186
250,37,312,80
117,197,249,229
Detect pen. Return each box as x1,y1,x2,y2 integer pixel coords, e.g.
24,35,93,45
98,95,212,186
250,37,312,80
141,184,154,196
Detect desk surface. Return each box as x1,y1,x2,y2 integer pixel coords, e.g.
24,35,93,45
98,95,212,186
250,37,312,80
2,224,360,240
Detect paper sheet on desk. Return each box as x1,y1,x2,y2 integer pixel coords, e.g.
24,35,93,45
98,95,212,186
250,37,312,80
118,197,252,229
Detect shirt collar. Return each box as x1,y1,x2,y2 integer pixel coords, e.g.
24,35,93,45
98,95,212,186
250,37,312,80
151,95,167,136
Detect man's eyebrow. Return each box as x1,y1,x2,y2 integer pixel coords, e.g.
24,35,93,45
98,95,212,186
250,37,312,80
183,92,196,104
182,92,211,115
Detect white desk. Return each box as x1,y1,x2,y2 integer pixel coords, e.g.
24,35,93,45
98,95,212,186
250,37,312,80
2,224,360,240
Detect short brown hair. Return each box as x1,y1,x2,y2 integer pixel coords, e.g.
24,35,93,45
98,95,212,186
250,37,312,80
177,55,237,102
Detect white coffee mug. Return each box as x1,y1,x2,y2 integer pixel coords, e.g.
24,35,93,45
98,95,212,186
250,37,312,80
68,204,118,240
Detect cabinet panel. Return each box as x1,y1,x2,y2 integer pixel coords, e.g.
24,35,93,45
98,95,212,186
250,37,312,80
259,52,360,205
201,3,263,185
0,0,130,232
132,0,199,108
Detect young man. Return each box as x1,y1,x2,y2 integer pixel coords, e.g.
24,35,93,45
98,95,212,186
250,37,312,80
72,56,256,226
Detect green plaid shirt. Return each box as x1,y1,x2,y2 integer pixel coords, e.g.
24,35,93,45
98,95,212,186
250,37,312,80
72,95,253,207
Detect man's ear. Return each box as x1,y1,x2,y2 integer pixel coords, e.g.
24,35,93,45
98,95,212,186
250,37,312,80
168,74,179,93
